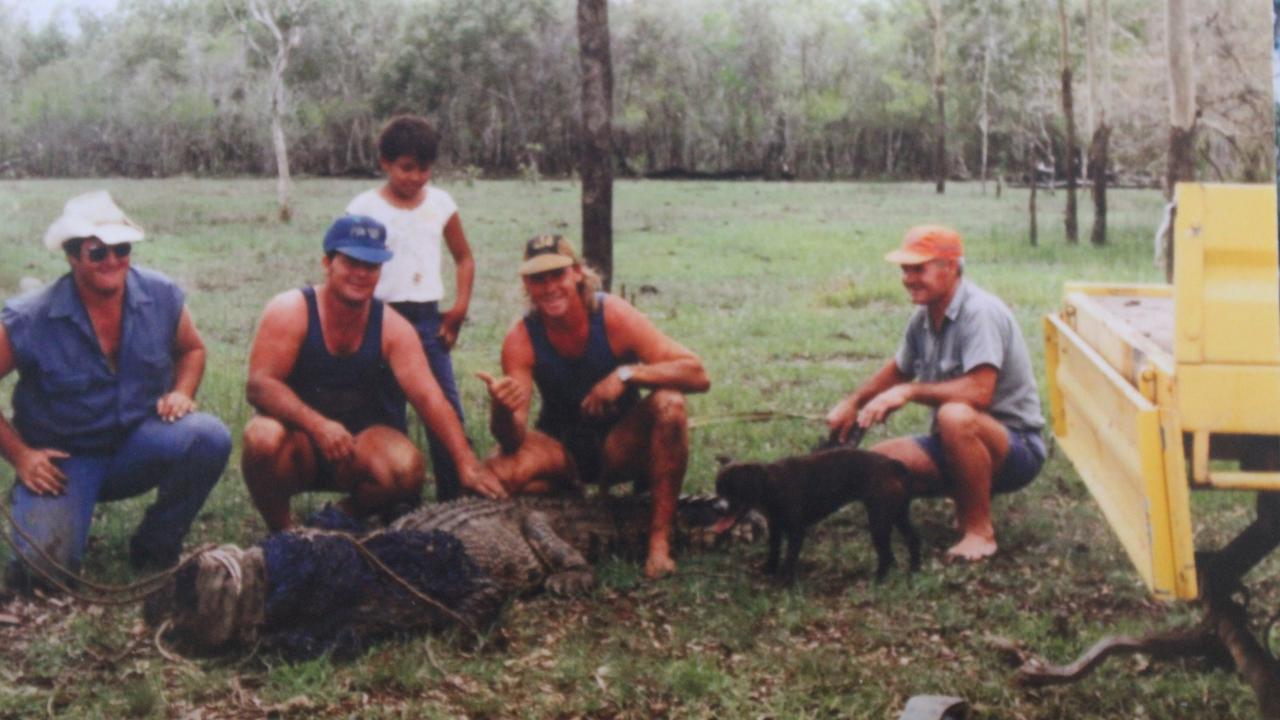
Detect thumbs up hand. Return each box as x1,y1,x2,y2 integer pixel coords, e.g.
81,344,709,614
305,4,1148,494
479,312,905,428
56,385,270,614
476,371,527,415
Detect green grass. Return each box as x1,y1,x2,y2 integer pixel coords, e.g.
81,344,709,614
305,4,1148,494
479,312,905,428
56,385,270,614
0,177,1274,717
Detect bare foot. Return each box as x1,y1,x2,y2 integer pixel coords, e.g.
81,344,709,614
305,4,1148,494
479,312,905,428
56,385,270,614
946,532,998,561
644,552,677,579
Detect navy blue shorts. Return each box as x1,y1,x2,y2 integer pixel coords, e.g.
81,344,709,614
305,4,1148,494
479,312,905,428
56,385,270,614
913,427,1046,495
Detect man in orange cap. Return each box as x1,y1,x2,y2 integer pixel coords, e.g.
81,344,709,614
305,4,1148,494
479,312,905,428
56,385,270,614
826,225,1044,560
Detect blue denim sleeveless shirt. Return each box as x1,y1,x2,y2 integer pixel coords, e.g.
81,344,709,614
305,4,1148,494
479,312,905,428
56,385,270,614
285,286,407,434
2,267,183,453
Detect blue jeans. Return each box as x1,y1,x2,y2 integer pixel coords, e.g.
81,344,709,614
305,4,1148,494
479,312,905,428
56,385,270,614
392,302,467,502
7,412,231,578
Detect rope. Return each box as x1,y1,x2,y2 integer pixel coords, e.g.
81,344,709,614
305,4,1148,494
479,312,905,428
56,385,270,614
5,498,487,644
335,534,484,640
4,495,490,661
688,410,825,429
1,500,213,605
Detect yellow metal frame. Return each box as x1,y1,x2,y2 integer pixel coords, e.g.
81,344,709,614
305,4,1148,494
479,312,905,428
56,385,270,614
1043,183,1280,601
1045,315,1193,599
1173,184,1280,489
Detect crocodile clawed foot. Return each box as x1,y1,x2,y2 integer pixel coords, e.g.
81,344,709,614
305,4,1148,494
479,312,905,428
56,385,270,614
546,568,595,596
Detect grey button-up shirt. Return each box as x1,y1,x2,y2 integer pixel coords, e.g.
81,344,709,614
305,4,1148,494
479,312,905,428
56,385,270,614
893,278,1043,432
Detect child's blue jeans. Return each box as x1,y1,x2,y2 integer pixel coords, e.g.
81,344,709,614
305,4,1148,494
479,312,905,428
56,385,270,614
391,301,468,502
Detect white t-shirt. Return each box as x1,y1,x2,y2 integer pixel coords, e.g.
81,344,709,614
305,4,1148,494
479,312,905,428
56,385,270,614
346,186,459,303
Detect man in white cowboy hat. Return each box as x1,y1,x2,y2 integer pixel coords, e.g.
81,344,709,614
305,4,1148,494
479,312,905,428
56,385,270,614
240,215,503,532
0,191,231,591
476,234,710,579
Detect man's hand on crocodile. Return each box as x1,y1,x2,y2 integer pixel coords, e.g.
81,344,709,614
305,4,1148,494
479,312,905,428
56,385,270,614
463,463,508,499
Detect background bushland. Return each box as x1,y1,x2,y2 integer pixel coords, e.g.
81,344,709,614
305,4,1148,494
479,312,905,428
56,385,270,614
0,0,1272,184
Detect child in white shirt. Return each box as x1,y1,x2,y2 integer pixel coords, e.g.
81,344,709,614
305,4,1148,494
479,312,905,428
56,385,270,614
346,115,475,501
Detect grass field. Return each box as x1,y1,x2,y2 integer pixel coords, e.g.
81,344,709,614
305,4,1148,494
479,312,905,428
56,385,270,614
0,178,1274,718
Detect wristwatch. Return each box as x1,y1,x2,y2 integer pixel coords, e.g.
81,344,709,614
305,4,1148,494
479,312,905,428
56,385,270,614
617,365,636,384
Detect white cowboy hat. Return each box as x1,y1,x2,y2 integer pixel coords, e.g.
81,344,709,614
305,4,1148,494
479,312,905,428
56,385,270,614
43,190,146,251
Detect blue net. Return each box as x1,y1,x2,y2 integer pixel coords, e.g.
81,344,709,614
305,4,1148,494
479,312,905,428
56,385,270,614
259,528,485,659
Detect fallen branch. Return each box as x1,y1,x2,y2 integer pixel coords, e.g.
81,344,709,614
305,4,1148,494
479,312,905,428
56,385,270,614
1210,596,1280,717
1017,594,1280,718
1016,626,1222,686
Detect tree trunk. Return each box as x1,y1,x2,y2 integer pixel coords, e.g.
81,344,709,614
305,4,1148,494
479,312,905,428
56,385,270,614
577,0,614,289
1088,0,1111,246
886,128,897,175
764,113,788,180
1089,125,1110,246
1164,0,1196,280
1058,0,1078,244
234,0,307,224
978,4,992,195
929,0,946,194
269,56,292,223
1029,150,1039,246
1083,0,1095,181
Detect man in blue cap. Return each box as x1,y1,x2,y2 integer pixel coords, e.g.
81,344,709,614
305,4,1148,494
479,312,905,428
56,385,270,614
241,216,504,531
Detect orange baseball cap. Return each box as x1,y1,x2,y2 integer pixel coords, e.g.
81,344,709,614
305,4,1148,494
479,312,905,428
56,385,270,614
884,225,964,265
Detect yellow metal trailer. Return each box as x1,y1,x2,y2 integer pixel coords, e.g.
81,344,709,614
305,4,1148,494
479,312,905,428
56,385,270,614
1043,183,1280,601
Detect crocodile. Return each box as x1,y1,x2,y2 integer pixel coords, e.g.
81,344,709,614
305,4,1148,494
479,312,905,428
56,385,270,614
146,494,761,657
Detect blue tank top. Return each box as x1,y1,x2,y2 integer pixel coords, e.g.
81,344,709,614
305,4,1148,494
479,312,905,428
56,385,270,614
525,293,638,431
285,286,407,434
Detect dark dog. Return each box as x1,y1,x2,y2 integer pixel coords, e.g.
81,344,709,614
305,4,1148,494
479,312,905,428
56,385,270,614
712,446,920,584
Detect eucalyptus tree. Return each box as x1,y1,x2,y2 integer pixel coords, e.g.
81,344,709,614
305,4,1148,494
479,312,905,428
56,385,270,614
225,0,313,222
286,0,402,175
375,0,574,173
977,1,995,193
1058,0,1079,243
786,0,869,178
927,0,946,193
0,3,23,170
0,0,1270,188
611,0,693,172
1086,0,1112,246
578,0,614,287
1163,0,1195,200
1162,0,1193,276
856,0,934,178
951,0,1022,193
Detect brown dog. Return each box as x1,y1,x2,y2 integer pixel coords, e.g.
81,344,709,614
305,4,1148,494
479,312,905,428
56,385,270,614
712,446,920,584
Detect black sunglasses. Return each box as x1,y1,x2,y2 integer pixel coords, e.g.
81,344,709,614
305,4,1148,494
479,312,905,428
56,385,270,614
85,243,132,262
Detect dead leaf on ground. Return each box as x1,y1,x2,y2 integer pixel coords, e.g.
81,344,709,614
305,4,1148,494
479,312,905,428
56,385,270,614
982,633,1030,666
264,694,313,718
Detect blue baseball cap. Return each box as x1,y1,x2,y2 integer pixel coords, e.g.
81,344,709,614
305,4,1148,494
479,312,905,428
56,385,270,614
323,215,393,264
